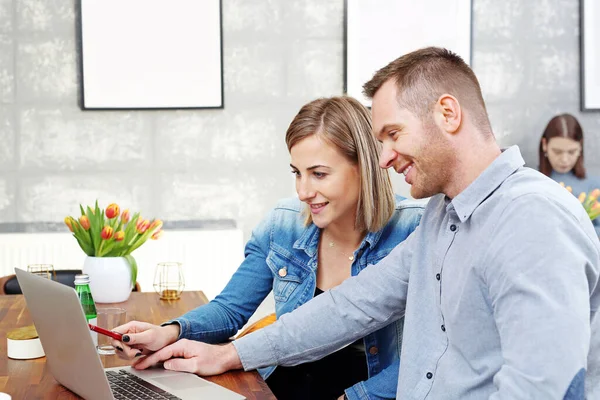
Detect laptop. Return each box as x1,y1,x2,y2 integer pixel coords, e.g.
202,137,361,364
15,268,245,400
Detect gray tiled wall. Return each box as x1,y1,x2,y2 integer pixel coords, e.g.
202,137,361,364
0,0,599,241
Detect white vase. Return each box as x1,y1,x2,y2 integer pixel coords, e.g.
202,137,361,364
82,256,132,303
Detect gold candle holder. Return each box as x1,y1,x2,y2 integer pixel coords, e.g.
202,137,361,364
26,264,55,280
153,262,185,300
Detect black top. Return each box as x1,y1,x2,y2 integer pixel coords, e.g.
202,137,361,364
265,287,368,400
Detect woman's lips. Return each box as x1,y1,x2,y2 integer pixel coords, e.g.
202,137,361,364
309,202,328,215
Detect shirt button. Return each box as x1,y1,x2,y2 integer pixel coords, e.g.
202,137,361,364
441,325,446,332
450,224,457,232
426,372,433,379
369,346,378,355
436,273,441,281
278,268,287,277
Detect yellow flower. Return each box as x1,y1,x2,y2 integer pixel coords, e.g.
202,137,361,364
79,215,90,230
105,203,120,219
64,216,74,232
121,209,130,224
101,226,114,240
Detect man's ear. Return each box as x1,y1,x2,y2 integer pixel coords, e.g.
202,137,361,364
434,94,461,134
541,138,548,153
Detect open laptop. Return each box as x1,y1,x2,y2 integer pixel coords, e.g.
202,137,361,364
15,268,245,400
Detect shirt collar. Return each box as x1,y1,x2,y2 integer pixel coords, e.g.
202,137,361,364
451,145,525,223
294,221,320,257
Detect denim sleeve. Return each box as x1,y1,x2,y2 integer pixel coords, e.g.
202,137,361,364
233,230,416,371
345,359,399,400
484,195,598,399
169,210,276,344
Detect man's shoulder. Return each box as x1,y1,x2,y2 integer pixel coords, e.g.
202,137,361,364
498,167,581,213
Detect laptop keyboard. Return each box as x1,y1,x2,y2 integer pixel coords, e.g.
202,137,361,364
106,370,182,400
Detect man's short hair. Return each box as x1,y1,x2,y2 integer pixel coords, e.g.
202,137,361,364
363,47,492,133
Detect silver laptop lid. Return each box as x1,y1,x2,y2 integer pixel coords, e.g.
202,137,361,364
15,268,114,400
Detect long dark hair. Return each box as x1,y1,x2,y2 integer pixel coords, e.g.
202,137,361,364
539,113,585,178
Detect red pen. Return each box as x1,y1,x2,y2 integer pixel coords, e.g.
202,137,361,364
89,324,123,341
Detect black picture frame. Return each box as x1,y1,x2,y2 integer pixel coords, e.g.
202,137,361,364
580,0,600,111
344,0,473,107
76,0,224,110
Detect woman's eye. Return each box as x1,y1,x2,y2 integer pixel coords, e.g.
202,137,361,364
314,172,326,179
291,170,300,177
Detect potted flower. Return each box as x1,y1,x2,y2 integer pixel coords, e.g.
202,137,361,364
64,201,163,303
559,183,600,221
577,189,600,221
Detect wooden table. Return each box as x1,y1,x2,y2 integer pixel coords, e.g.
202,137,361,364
0,292,275,399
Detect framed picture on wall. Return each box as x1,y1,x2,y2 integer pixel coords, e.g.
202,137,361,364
344,0,473,107
581,0,600,111
77,0,223,110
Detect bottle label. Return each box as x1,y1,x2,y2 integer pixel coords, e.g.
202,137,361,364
87,317,98,347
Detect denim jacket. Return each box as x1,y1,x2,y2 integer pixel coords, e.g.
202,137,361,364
172,196,424,400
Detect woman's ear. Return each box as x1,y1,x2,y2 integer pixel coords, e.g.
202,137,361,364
541,138,548,153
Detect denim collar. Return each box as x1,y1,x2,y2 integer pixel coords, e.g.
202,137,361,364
449,145,524,223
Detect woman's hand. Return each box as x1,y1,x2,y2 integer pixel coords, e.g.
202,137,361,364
132,339,243,376
111,321,180,360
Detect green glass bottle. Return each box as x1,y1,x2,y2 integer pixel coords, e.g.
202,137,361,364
74,274,98,346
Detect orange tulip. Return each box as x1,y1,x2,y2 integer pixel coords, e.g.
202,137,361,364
149,219,163,231
101,226,114,240
79,215,90,230
579,192,587,203
591,189,600,199
105,203,120,219
151,230,163,240
64,217,74,232
114,230,125,241
136,219,150,234
121,209,130,224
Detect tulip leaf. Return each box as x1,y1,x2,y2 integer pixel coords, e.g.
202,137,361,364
124,254,138,288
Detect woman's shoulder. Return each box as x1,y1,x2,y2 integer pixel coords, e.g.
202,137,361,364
250,197,307,247
377,195,426,238
272,197,304,213
392,195,428,215
264,197,307,232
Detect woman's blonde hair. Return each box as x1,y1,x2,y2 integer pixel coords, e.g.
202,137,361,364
285,96,395,232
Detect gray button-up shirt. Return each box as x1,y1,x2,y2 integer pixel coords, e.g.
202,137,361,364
234,146,600,399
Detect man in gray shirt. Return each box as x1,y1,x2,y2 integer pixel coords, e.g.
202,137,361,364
133,47,600,399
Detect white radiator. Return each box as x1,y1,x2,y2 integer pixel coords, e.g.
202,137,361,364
0,229,245,300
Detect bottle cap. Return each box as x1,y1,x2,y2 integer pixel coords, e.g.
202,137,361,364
74,274,90,285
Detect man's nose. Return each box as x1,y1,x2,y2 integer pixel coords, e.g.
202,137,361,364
379,147,397,170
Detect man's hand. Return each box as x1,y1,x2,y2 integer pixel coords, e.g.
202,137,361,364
133,339,243,376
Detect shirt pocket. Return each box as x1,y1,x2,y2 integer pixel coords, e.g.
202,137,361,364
266,251,307,303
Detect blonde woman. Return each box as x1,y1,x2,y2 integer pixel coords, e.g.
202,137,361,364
114,97,424,400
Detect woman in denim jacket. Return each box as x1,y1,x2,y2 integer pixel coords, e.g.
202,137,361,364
115,96,424,400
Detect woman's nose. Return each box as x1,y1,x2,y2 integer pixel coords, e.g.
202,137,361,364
297,179,315,201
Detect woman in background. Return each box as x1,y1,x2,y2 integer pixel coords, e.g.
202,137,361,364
113,96,424,400
539,113,600,236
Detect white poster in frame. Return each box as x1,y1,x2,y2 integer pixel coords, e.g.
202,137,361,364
581,0,600,111
344,0,472,107
78,0,223,110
